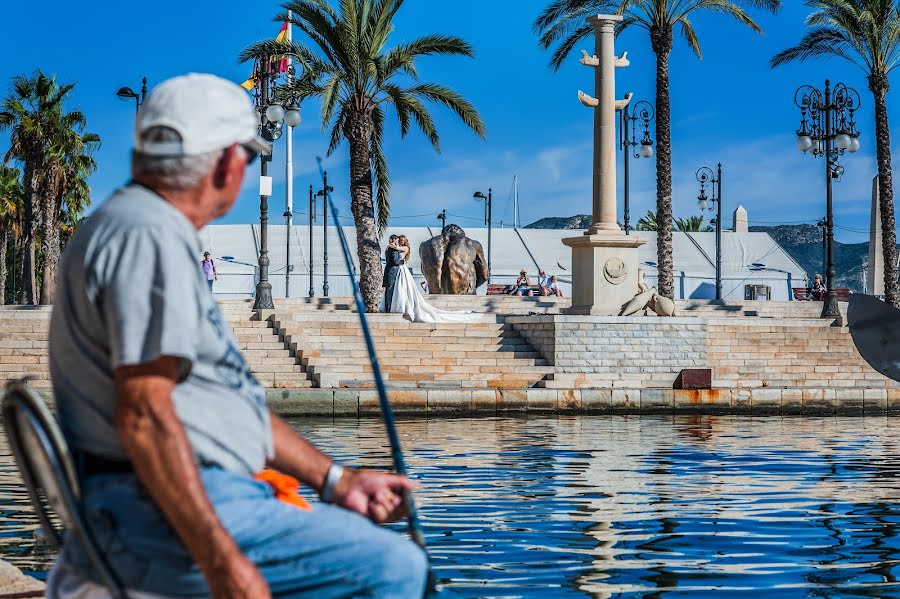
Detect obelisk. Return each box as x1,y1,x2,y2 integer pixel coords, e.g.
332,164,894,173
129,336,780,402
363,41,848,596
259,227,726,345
563,15,645,315
867,176,885,296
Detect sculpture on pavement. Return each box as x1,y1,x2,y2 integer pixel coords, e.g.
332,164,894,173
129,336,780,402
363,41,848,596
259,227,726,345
621,269,676,317
419,224,488,294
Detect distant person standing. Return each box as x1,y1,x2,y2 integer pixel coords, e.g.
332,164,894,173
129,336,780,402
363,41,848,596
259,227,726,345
810,273,826,301
201,251,217,291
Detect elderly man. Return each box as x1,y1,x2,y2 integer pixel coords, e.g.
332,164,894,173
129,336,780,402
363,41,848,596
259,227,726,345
47,74,427,598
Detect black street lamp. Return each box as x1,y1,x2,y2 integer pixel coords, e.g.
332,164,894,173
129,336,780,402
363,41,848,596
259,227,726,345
816,217,826,276
696,164,724,301
437,209,447,230
315,172,333,297
250,55,302,310
308,185,316,298
473,189,492,283
794,80,861,318
116,77,148,114
619,98,654,235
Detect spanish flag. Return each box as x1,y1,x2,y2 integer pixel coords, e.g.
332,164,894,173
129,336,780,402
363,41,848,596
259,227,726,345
240,22,290,91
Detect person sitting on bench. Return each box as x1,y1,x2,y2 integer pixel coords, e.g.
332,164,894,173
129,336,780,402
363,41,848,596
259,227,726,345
46,74,426,599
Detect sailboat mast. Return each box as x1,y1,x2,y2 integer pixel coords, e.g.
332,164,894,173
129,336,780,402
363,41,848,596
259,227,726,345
514,174,519,229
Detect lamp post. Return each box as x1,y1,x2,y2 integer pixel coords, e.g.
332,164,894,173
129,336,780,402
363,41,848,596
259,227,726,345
619,98,654,235
284,208,292,298
437,209,447,230
696,164,723,301
308,185,315,298
250,54,302,310
794,80,861,318
816,218,826,276
474,189,492,282
116,77,148,114
315,172,333,297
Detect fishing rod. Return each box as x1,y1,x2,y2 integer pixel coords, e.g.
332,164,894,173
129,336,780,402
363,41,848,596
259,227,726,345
315,159,438,596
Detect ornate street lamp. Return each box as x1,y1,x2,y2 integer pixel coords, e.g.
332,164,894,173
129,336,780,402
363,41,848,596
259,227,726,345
116,77,148,114
474,190,492,283
619,98,654,235
249,55,302,309
794,80,861,317
696,164,723,301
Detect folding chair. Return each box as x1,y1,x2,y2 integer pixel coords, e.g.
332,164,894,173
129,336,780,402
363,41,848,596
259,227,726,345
2,379,127,598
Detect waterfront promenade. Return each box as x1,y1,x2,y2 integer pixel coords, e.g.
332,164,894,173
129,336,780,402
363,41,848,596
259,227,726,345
0,297,892,416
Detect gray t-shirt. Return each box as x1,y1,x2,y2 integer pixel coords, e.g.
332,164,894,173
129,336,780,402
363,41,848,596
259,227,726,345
49,183,273,477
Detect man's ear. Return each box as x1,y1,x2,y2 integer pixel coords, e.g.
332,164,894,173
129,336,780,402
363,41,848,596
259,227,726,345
212,145,241,189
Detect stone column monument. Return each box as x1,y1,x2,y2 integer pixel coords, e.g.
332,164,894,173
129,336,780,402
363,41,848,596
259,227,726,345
563,14,645,315
867,176,885,296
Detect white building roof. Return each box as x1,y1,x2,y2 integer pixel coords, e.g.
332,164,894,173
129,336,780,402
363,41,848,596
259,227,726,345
199,224,808,301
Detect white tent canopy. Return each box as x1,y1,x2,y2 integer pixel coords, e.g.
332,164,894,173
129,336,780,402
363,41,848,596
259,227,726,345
198,225,808,301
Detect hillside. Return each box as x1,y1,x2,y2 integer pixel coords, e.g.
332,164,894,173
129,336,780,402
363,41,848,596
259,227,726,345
749,224,868,291
525,215,592,230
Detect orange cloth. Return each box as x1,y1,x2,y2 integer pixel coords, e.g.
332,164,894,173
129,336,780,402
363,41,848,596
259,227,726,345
254,469,313,511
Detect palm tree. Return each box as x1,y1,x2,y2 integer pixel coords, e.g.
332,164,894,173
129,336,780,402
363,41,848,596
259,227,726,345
0,166,22,304
772,0,900,307
675,215,714,232
636,209,658,231
0,71,83,304
39,127,99,303
242,0,486,311
534,0,780,299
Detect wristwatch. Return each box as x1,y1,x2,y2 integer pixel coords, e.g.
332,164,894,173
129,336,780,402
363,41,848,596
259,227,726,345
321,462,345,504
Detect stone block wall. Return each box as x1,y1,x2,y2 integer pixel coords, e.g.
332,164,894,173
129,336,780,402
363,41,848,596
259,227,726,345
509,315,896,391
508,316,707,388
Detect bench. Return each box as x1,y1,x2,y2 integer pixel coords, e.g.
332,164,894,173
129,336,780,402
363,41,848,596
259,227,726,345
487,284,544,296
792,287,851,301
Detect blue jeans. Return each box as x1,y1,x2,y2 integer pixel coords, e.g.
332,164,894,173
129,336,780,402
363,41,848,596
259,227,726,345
62,468,428,598
207,279,214,291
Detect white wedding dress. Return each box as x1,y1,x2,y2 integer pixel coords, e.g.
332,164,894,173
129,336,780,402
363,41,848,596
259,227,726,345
389,264,483,323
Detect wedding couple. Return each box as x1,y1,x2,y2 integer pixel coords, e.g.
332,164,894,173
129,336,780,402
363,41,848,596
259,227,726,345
382,234,482,324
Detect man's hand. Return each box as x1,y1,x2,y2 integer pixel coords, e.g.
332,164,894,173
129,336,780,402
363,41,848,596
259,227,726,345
207,552,271,599
332,469,418,524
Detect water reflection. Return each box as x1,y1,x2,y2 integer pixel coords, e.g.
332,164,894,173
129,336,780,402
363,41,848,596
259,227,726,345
4,416,900,597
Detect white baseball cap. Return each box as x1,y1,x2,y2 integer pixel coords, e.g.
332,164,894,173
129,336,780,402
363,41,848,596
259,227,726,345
135,73,270,157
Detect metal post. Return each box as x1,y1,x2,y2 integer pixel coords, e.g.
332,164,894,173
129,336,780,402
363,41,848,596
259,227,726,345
322,171,329,297
622,104,631,235
284,209,291,298
10,241,16,304
253,68,274,310
140,77,147,103
309,185,315,298
487,188,492,283
823,80,840,318
438,209,446,229
716,163,723,301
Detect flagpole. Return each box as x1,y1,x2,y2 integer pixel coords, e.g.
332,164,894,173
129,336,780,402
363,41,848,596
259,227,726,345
284,11,294,298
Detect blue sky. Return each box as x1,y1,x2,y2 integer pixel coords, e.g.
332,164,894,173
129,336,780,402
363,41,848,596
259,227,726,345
0,1,889,242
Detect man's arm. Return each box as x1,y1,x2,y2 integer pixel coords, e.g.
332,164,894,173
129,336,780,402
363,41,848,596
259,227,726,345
114,356,269,598
267,414,416,523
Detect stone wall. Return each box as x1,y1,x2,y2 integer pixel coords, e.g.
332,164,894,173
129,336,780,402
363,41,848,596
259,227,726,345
508,316,707,388
509,315,895,391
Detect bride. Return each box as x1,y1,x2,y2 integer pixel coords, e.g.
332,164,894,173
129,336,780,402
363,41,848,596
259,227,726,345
387,235,483,323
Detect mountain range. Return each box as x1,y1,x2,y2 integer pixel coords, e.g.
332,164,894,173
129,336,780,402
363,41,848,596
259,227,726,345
526,216,871,291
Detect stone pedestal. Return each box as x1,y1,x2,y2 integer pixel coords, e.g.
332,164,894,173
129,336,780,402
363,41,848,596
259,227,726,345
565,14,646,316
563,232,644,315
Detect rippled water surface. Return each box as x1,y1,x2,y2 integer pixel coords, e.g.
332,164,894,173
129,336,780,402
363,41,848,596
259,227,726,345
5,416,900,597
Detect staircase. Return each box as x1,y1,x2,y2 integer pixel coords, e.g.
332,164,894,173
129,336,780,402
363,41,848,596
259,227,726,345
0,305,314,391
271,312,551,389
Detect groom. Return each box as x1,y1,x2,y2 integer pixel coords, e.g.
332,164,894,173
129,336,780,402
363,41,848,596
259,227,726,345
383,234,404,313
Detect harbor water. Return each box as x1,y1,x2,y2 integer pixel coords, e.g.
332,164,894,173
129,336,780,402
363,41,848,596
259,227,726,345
3,415,900,597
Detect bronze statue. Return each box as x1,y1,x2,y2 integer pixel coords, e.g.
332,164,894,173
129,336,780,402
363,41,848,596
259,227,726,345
419,224,488,294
